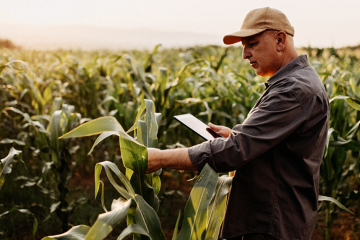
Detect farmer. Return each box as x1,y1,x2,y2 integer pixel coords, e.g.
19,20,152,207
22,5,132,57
147,7,330,240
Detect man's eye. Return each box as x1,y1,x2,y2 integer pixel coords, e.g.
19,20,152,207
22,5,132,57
249,42,256,46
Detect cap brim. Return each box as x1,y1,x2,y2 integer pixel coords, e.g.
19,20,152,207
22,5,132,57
223,28,267,45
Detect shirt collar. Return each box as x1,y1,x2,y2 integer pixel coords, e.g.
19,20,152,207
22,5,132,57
267,54,309,86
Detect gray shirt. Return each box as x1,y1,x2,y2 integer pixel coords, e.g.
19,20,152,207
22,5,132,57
188,55,330,240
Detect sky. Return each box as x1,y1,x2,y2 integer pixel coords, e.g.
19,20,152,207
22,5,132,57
0,0,359,49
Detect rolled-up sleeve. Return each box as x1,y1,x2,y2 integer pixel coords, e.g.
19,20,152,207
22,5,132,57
189,86,306,172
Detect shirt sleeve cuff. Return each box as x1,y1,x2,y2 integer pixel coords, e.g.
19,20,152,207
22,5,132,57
188,141,219,173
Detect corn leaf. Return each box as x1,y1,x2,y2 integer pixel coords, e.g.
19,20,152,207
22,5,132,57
177,164,218,240
137,120,148,146
0,138,26,146
329,95,349,103
155,113,162,126
134,194,166,240
0,148,22,191
124,54,154,101
127,100,146,134
151,176,161,195
99,181,107,212
324,128,334,158
0,147,22,177
49,97,63,118
84,199,131,240
120,137,147,194
0,64,6,74
318,195,353,214
144,99,158,148
117,223,150,240
95,161,134,200
42,225,90,240
172,211,181,240
346,121,360,139
0,208,38,237
205,176,233,240
345,98,360,111
88,131,120,155
128,99,159,148
120,137,156,207
59,116,137,144
49,110,66,166
43,199,131,240
329,96,360,111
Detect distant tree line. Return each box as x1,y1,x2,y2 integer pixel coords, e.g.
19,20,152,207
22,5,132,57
0,39,18,49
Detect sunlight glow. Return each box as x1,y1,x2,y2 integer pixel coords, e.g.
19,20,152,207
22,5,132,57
1,0,359,49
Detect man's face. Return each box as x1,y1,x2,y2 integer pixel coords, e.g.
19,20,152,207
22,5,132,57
241,30,281,77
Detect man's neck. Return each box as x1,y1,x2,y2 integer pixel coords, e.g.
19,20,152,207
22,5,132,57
280,50,299,70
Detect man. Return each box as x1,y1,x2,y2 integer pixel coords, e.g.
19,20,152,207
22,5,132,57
147,7,330,240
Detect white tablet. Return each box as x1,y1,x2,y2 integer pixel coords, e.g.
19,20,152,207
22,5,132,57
174,114,223,141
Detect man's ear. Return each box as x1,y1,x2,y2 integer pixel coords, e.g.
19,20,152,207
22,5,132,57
275,31,287,51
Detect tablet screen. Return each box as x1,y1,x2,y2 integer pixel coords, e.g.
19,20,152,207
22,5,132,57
174,114,222,141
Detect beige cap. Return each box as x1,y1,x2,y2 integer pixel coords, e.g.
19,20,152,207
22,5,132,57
223,7,295,45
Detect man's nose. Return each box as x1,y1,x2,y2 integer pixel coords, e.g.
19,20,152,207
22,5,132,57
242,47,250,59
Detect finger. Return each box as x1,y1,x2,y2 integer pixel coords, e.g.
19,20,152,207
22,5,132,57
208,122,220,130
206,127,219,138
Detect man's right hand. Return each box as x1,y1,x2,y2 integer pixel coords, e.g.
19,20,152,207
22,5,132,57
207,122,232,138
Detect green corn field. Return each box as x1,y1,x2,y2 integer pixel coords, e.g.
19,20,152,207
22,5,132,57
0,44,359,239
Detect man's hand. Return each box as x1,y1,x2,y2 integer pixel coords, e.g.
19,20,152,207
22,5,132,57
147,123,235,175
207,122,232,138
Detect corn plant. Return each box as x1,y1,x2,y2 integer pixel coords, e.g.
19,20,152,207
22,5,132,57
0,148,39,237
312,53,360,239
1,45,360,239
42,99,232,240
2,96,86,230
0,147,22,192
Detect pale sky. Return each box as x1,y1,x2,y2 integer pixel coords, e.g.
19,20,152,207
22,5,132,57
1,0,359,49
